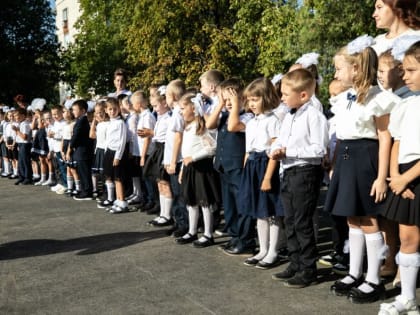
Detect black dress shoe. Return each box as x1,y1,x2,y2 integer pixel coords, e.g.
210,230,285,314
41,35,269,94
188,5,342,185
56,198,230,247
255,257,282,270
330,274,364,296
223,245,255,256
348,281,386,304
146,204,160,215
243,258,260,266
21,179,33,185
272,266,298,281
175,233,198,245
284,270,318,288
150,217,174,227
193,235,214,248
172,227,188,238
14,179,23,185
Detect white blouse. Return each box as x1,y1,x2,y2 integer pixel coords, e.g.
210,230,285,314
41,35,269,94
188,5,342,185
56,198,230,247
95,121,109,150
245,111,280,153
105,117,127,160
62,121,75,141
388,95,420,164
153,111,171,143
372,29,420,55
182,121,216,161
137,109,156,156
125,112,139,156
333,86,396,140
163,106,184,165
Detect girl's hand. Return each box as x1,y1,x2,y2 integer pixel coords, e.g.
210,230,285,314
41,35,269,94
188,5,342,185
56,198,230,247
65,152,71,162
113,159,120,166
387,174,409,196
178,171,183,184
140,156,145,167
271,148,286,160
401,188,415,200
370,178,388,203
166,163,176,175
261,178,271,192
183,157,192,166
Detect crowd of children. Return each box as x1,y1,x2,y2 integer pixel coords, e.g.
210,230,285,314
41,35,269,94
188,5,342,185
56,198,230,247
1,1,420,313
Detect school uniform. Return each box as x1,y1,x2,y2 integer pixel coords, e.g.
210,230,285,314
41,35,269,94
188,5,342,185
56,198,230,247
325,87,397,217
181,121,220,207
31,127,49,157
103,117,128,181
383,95,420,226
214,110,255,249
273,101,328,273
137,109,156,205
51,119,68,186
126,112,141,177
70,115,94,197
62,121,76,168
238,111,283,219
143,111,171,180
3,122,18,161
92,121,109,174
15,119,33,183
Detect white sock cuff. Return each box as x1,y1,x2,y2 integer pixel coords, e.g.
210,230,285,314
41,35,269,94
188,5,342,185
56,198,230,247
349,227,364,235
106,182,115,189
396,252,420,268
365,231,383,241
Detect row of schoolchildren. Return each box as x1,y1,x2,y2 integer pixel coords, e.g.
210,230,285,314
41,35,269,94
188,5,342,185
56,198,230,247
1,35,420,315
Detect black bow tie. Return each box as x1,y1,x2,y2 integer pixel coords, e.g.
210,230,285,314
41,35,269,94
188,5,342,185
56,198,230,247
290,108,297,115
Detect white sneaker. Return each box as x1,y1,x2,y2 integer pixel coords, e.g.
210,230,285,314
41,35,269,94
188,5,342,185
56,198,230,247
378,295,420,315
51,184,64,192
56,186,67,194
34,180,46,186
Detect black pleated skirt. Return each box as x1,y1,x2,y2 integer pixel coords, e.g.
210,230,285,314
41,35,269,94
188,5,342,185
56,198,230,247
382,159,420,226
143,142,168,181
92,148,105,174
181,157,221,207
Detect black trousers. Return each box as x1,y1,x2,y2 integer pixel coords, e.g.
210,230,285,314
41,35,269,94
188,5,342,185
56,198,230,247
76,159,93,195
280,164,322,272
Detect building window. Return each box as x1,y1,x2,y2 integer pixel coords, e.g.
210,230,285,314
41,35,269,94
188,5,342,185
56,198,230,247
62,8,68,34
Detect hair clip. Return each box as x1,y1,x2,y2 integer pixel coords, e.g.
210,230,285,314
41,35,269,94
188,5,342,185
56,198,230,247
157,85,167,96
391,35,420,61
296,52,320,68
271,73,283,85
191,93,204,117
347,34,375,55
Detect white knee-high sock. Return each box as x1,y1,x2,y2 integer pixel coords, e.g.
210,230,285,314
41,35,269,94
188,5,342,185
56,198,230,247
163,197,173,219
253,218,269,260
201,206,213,238
186,205,199,236
67,176,74,190
158,195,166,217
92,175,97,191
262,218,280,263
397,252,420,300
75,179,80,191
342,227,365,284
106,181,115,201
358,231,385,293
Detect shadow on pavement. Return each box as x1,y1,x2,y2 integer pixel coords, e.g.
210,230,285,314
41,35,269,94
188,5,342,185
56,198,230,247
0,230,168,260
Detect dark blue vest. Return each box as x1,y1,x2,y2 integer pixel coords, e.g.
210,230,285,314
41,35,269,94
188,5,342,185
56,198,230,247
214,111,246,172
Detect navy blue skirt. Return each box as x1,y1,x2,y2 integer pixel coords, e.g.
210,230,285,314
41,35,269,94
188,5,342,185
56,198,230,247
324,139,385,217
92,148,105,174
238,151,283,219
382,159,420,226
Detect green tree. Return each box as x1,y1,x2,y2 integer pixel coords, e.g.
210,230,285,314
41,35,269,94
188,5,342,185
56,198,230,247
0,0,59,104
61,0,133,97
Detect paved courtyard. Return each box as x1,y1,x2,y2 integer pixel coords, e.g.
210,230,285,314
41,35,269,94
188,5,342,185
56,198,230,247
0,179,408,314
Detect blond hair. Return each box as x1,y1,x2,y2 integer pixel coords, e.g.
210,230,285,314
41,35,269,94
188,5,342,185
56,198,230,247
166,79,186,101
335,46,378,104
282,69,316,95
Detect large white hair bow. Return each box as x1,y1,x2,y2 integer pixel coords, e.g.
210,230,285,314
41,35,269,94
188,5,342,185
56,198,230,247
158,85,166,96
271,73,283,85
296,52,319,68
31,98,46,111
191,93,204,117
391,35,420,61
347,34,375,55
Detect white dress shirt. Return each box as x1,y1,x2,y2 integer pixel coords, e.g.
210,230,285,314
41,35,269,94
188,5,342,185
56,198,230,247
105,117,127,160
137,109,156,156
95,121,109,150
245,111,280,153
153,111,171,143
272,101,328,169
163,106,184,165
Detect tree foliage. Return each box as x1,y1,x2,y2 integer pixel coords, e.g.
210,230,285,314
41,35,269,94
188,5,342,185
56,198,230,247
0,0,59,104
62,0,378,101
